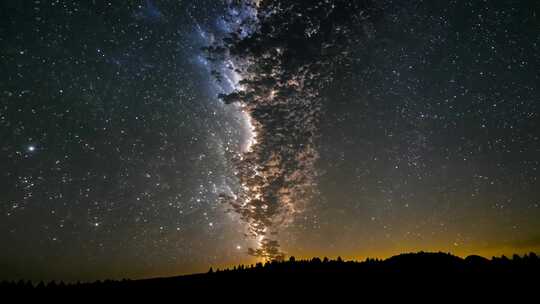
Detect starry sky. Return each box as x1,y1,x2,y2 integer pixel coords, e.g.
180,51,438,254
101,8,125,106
1,0,539,282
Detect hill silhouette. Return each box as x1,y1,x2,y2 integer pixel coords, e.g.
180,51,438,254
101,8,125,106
2,251,538,297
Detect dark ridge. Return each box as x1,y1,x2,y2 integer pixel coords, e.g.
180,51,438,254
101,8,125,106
1,251,538,296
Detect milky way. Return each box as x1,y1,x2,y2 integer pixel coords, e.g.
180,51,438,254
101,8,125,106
204,1,325,260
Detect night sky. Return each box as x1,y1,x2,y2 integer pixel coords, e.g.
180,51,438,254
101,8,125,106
1,0,539,282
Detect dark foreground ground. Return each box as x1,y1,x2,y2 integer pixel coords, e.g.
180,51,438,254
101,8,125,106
2,252,539,298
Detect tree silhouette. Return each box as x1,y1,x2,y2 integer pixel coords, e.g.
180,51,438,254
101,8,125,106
0,252,538,294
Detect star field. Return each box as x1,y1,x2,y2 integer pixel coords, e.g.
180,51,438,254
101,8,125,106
0,0,539,282
1,0,257,281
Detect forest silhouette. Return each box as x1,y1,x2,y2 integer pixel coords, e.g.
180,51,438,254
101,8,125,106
2,251,538,296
